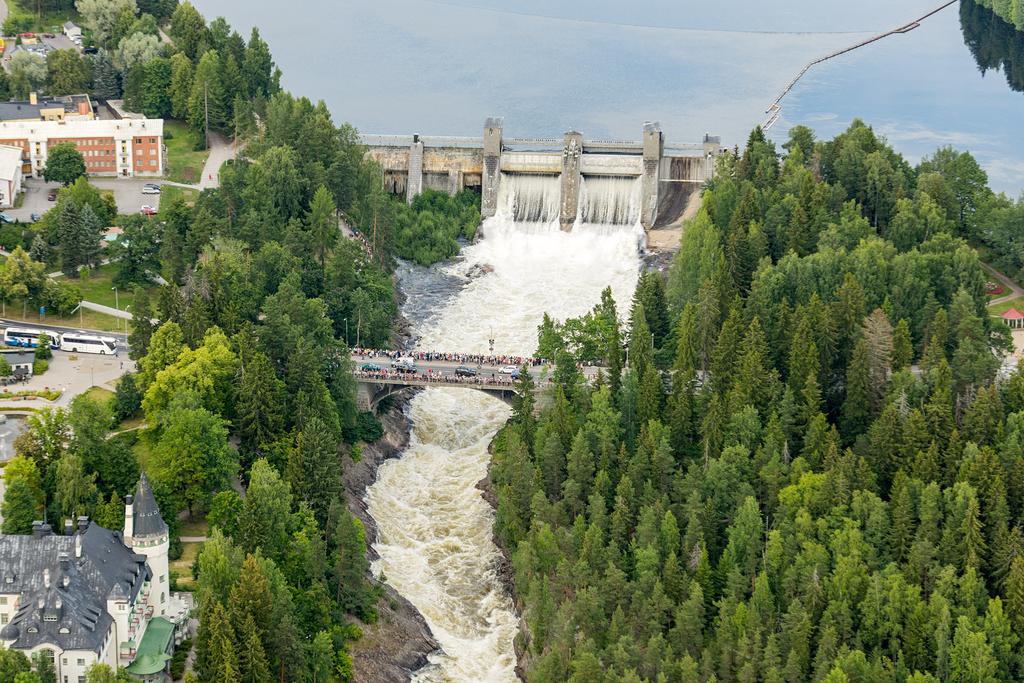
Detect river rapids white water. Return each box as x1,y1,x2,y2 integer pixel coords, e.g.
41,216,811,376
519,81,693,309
365,175,644,681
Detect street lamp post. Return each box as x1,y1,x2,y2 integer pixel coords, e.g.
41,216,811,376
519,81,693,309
111,287,121,335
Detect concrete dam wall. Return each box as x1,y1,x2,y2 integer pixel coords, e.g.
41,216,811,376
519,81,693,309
361,119,720,231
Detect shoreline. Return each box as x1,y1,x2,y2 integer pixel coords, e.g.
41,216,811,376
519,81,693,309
344,392,442,682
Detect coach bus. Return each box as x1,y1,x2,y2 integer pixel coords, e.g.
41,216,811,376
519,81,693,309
3,327,46,348
59,333,118,355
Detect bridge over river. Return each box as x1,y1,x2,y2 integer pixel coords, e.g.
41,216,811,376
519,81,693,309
351,353,603,411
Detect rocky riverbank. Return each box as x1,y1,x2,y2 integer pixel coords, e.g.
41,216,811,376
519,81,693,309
345,394,441,682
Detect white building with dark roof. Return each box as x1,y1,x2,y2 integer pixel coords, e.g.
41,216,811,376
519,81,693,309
0,474,187,682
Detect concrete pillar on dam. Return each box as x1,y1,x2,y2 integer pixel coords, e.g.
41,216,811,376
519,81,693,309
406,137,424,205
560,131,583,232
640,122,663,231
481,118,503,219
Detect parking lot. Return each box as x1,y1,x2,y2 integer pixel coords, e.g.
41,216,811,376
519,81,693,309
0,347,133,408
6,178,162,222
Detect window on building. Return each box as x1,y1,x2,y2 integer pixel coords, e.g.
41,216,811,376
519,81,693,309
1,596,7,604
0,614,7,625
76,658,84,666
161,592,165,603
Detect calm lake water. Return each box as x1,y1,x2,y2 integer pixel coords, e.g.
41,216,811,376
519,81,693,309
194,0,1024,193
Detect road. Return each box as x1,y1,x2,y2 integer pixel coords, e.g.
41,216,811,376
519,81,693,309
0,317,127,344
983,262,1024,308
199,132,236,189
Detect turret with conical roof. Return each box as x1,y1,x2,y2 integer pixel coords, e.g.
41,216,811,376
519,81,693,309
123,472,170,617
129,472,168,539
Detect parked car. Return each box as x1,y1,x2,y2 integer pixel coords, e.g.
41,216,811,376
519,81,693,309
83,46,98,54
498,365,518,375
47,191,57,201
360,363,381,372
29,213,41,222
42,33,54,38
140,205,157,216
0,213,11,223
394,363,418,374
142,185,161,195
455,366,477,377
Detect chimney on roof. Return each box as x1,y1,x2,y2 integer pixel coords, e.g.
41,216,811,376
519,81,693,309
31,521,52,537
29,92,37,106
43,568,50,589
58,552,70,570
77,101,89,116
124,493,134,540
77,516,89,533
74,534,82,559
64,519,73,536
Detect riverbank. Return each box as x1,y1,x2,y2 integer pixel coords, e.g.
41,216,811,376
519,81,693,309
477,428,529,679
344,395,441,682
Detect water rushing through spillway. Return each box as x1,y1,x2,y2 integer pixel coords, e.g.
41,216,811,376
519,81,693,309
365,184,644,681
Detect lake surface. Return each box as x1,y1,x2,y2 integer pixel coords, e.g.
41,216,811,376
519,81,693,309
195,0,1024,193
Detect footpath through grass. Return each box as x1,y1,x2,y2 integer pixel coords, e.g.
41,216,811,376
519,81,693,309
163,121,210,185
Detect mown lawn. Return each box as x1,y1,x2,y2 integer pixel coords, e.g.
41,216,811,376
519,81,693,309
989,295,1024,317
160,184,198,211
163,121,209,185
81,386,114,405
1,301,125,333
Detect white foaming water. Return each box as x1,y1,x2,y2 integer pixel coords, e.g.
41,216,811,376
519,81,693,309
578,175,643,229
366,183,643,682
496,173,561,229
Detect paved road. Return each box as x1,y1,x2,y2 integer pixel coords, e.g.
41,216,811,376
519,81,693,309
0,317,127,343
199,132,236,189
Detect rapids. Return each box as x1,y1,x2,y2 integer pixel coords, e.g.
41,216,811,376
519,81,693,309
365,178,643,681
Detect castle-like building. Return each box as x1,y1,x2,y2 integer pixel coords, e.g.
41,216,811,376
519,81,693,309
0,474,191,681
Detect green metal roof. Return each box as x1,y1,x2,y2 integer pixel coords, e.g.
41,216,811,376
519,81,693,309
124,617,174,675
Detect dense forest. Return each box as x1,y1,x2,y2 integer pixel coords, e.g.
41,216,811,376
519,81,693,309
962,0,1024,94
970,0,1024,32
492,122,1024,683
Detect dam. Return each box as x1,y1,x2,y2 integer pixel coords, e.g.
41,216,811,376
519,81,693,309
361,118,721,231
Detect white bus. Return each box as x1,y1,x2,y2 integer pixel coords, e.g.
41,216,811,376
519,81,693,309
3,327,46,348
59,333,118,355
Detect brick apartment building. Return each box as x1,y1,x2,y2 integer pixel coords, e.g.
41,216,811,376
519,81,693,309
0,95,164,179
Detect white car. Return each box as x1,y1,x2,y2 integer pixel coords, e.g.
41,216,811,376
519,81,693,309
498,365,518,375
142,185,161,195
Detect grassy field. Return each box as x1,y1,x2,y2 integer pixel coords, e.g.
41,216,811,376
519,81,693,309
1,301,126,332
163,121,210,185
989,295,1024,317
170,541,201,590
4,0,80,34
160,185,199,210
81,385,114,404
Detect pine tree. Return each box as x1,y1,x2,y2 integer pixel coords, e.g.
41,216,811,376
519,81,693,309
91,49,121,99
235,351,286,457
841,338,873,440
128,286,156,361
237,613,272,683
229,554,273,644
287,416,341,527
892,318,914,369
333,508,374,620
1003,555,1024,632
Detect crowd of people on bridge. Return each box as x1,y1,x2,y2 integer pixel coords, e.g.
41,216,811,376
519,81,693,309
351,347,548,368
353,367,553,389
